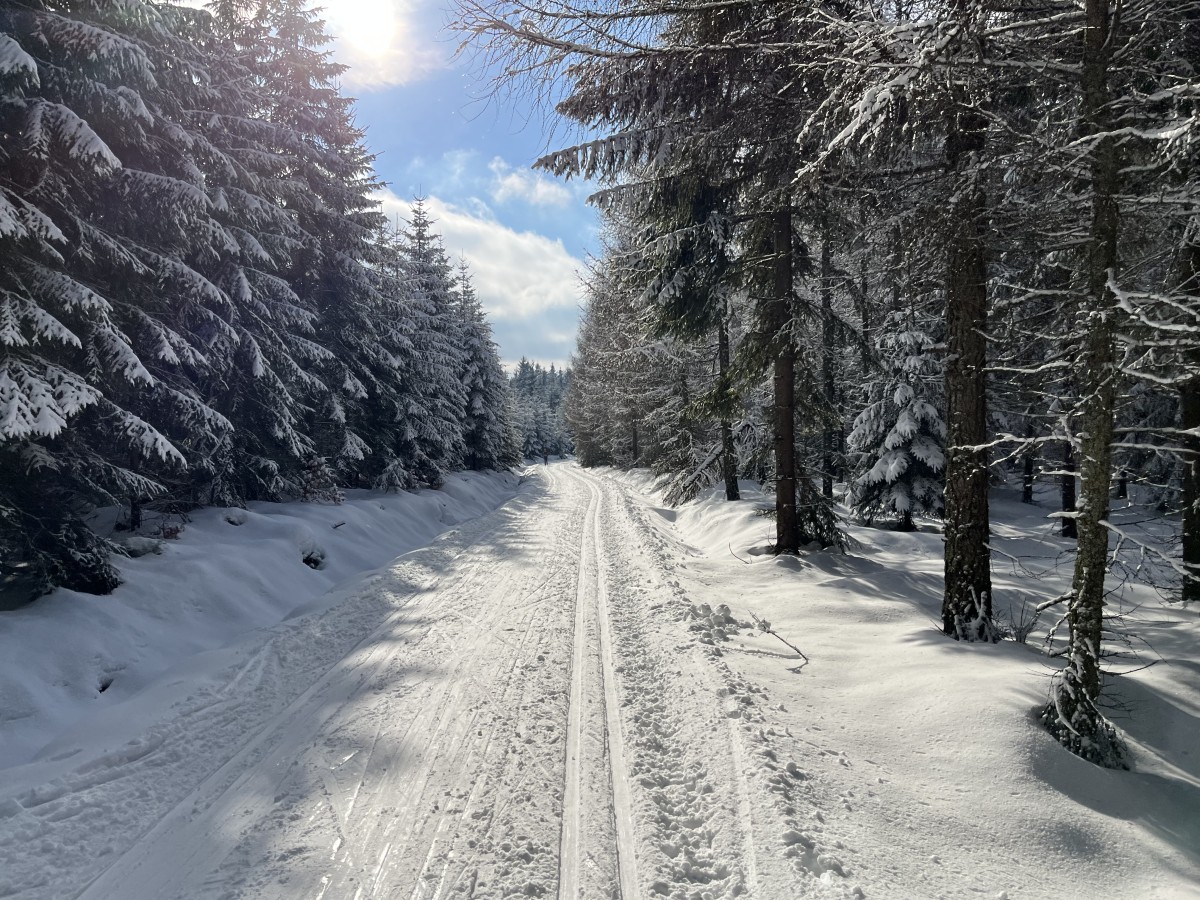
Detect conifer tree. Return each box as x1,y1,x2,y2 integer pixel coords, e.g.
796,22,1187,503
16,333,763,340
0,1,511,595
0,1,226,595
208,0,390,497
848,311,946,530
395,201,468,485
456,263,513,470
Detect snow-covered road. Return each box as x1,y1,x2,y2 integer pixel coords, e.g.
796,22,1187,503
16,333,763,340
2,465,853,900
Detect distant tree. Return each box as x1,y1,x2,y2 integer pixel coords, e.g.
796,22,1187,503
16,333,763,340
512,358,572,460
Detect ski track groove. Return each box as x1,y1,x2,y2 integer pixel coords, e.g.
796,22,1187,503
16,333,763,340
68,491,560,900
558,474,627,900
590,481,640,900
557,475,590,900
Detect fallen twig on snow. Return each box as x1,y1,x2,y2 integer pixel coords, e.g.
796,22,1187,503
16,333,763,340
729,543,751,565
748,611,809,671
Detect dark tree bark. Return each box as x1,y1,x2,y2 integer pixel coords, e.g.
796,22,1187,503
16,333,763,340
821,205,836,500
718,311,740,502
1178,234,1200,604
1022,425,1035,504
941,100,996,642
1180,0,1200,609
889,225,903,313
837,424,846,484
859,218,871,371
771,208,799,554
1061,443,1078,538
1044,0,1126,767
1181,374,1200,605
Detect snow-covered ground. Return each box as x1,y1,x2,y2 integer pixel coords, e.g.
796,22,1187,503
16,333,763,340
0,471,519,769
609,467,1200,899
1,463,1197,899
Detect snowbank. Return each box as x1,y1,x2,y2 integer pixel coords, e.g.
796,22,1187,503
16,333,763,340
0,471,519,768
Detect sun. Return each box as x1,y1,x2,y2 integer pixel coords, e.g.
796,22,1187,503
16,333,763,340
324,0,399,61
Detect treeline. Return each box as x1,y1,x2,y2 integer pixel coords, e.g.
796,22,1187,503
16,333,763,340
0,1,517,600
509,359,572,460
459,0,1198,766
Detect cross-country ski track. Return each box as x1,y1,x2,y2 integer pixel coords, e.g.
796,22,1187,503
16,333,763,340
4,464,855,900
10,463,1191,900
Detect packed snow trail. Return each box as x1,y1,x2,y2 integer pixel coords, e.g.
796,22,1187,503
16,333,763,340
3,465,861,900
8,466,1196,900
559,475,637,900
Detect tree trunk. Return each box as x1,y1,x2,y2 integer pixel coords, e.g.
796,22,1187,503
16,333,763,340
821,203,836,500
1061,443,1078,538
1177,236,1200,604
1180,0,1200,609
1022,424,1035,504
941,100,996,641
838,424,846,484
718,313,740,502
1181,376,1200,605
771,208,799,554
890,224,902,313
1044,0,1125,767
859,222,871,370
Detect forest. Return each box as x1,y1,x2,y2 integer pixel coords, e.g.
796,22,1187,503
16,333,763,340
0,2,589,602
510,357,573,460
456,0,1200,768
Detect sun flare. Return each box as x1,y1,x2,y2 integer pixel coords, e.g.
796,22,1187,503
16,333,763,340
324,0,399,61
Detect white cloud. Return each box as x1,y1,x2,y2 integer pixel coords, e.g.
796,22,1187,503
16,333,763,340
374,189,584,322
488,157,572,208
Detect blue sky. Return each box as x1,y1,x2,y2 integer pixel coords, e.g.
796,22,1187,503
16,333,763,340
319,0,598,369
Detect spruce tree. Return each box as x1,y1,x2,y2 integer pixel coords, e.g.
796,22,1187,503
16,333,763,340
0,1,226,596
456,262,512,470
395,201,468,485
848,311,946,530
